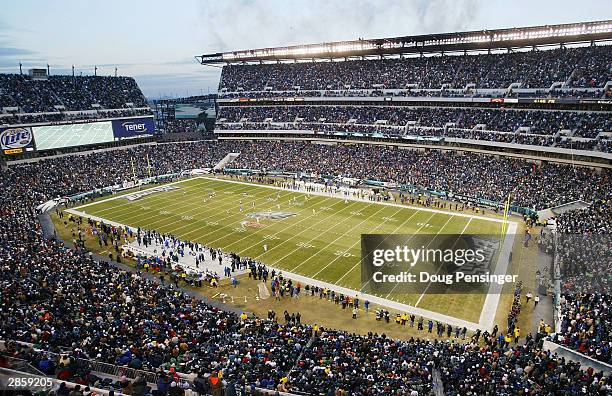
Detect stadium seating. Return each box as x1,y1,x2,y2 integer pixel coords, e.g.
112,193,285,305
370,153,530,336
0,74,148,112
216,106,611,149
162,119,199,134
215,45,612,153
0,74,150,126
553,293,611,362
218,46,612,93
1,140,611,394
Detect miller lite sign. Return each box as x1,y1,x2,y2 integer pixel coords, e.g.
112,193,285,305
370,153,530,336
0,127,34,150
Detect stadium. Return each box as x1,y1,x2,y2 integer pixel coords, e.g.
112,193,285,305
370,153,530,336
0,4,611,396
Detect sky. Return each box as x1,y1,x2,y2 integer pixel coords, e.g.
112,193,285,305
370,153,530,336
1,0,610,98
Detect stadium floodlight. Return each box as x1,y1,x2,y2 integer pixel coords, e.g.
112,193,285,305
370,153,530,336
196,19,612,65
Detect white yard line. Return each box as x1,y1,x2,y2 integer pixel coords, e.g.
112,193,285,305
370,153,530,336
171,190,303,239
414,217,474,307
83,178,240,218
67,179,279,232
75,182,258,234
67,176,515,331
335,207,423,285
263,266,483,331
312,206,405,279
76,175,512,226
265,201,375,270
252,200,368,264
73,177,198,210
125,182,288,231
205,195,340,248
66,210,487,331
78,179,296,231
73,183,300,243
383,212,450,299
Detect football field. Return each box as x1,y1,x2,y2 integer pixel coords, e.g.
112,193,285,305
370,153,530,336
70,176,515,326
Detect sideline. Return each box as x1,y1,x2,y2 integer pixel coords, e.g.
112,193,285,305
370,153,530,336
39,211,244,316
197,176,514,224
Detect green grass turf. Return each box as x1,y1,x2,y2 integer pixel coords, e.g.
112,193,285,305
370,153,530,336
75,177,504,322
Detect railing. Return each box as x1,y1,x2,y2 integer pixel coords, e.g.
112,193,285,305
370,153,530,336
1,356,45,376
1,340,164,385
542,340,612,374
0,366,112,395
69,357,161,385
2,340,306,395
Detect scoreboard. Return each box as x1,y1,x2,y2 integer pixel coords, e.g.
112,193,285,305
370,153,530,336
1,116,156,156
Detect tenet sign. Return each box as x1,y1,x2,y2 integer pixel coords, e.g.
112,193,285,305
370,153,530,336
111,117,156,138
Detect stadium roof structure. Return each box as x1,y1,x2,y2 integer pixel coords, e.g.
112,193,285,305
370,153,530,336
196,20,612,65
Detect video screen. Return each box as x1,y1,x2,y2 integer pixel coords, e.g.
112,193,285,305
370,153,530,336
33,121,114,151
175,102,215,119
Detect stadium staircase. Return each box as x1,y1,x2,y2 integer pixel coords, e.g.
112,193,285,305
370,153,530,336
214,152,240,170
432,365,445,396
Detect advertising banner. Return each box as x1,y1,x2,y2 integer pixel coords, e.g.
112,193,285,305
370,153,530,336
0,126,36,155
111,117,156,138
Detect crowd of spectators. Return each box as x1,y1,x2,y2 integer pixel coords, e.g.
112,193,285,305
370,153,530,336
552,294,611,363
161,119,199,134
216,120,598,149
0,223,308,393
3,138,609,212
217,105,611,147
291,325,610,395
0,74,148,113
225,140,611,210
555,198,611,292
2,343,163,395
219,87,610,100
549,197,611,363
554,139,600,151
7,142,227,197
219,45,612,92
1,139,611,394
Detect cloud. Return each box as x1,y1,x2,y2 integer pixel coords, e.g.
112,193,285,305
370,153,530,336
80,62,141,68
196,0,481,52
0,46,36,57
163,58,202,66
0,58,45,68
